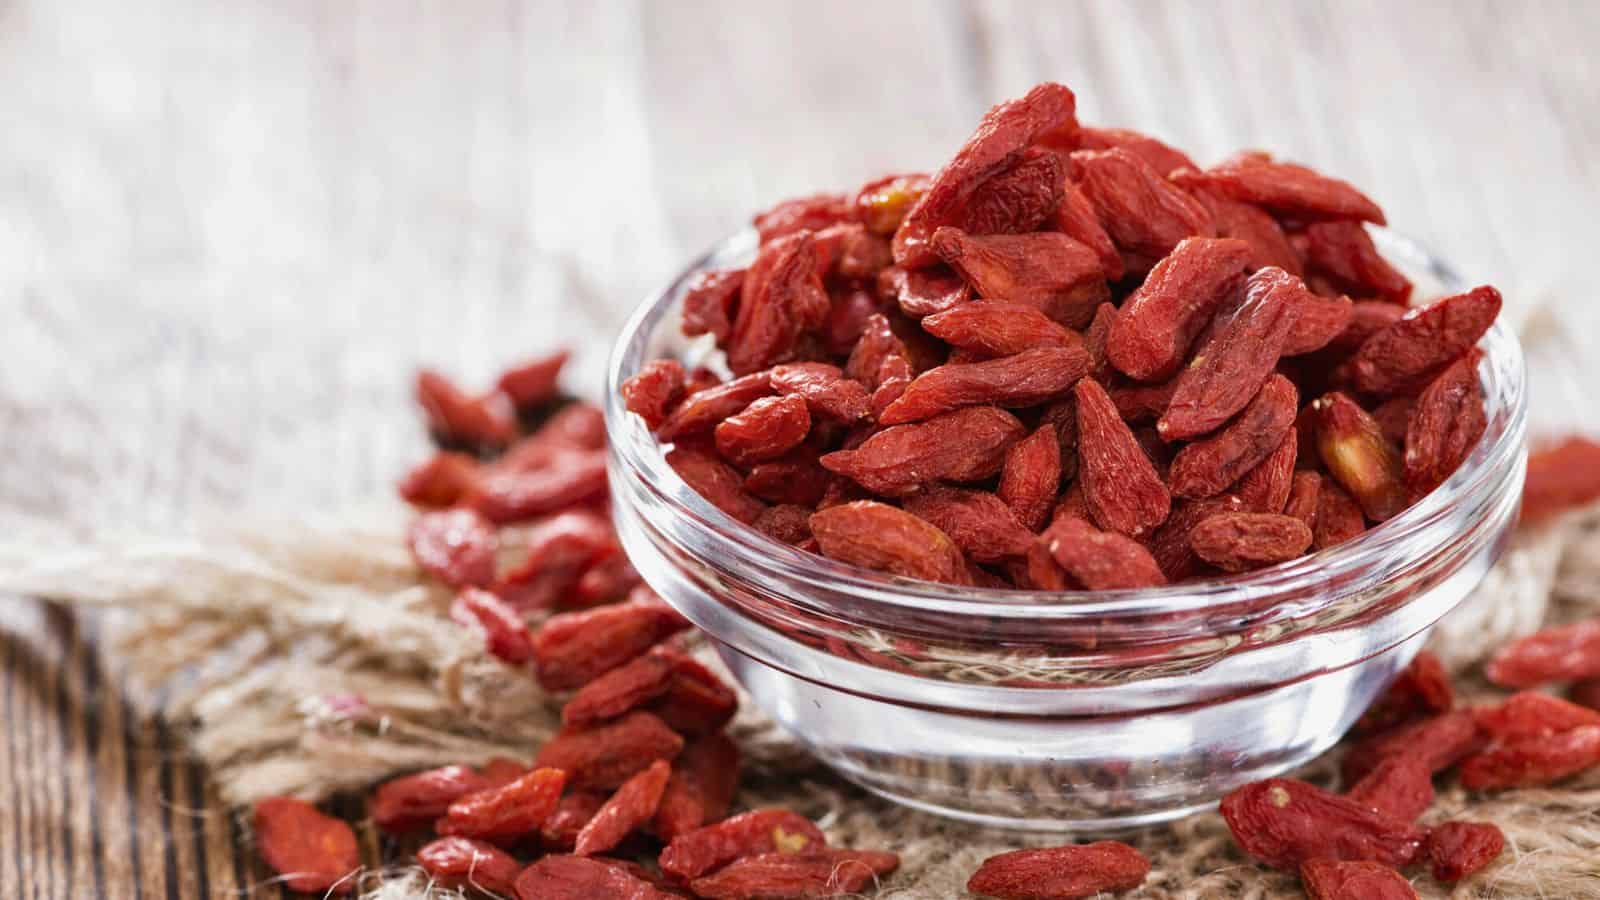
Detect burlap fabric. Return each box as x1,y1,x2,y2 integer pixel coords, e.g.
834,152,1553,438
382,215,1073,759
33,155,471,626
4,502,1599,898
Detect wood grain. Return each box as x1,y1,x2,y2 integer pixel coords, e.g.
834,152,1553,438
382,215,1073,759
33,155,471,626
1,1,1597,896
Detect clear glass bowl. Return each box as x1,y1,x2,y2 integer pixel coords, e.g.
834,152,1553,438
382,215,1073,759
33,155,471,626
604,230,1528,831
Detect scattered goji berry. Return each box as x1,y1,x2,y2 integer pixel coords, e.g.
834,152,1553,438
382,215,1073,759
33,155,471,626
653,732,741,842
1158,266,1303,441
408,508,498,588
647,649,738,736
1169,374,1298,499
469,450,609,524
1459,724,1600,789
1489,619,1600,689
930,227,1107,327
540,790,609,851
575,759,672,856
880,345,1090,425
252,797,359,895
1178,151,1386,224
1345,755,1433,823
820,405,1026,496
1521,437,1600,523
416,369,517,450
535,711,685,791
497,350,570,412
659,808,830,882
689,849,900,899
1355,650,1454,734
1424,821,1504,882
1075,379,1171,538
809,500,970,583
1476,691,1600,743
435,766,566,843
515,854,679,900
1299,859,1418,900
450,588,533,664
1341,710,1483,784
416,836,522,896
562,647,678,727
1346,285,1501,395
966,841,1151,899
1219,777,1424,870
1044,515,1167,589
532,596,690,691
1300,221,1412,304
1106,237,1253,382
398,451,481,508
371,765,492,833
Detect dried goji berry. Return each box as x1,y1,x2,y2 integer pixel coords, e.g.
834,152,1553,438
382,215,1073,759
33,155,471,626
667,444,768,525
809,500,970,583
562,648,677,727
1521,437,1600,523
1341,711,1483,784
753,503,814,545
1371,395,1414,448
956,146,1065,237
931,227,1107,327
1476,691,1600,743
1315,392,1407,522
470,450,609,524
1158,266,1302,440
536,711,685,791
1106,379,1177,425
1009,539,1072,590
713,395,812,466
1313,480,1366,549
1106,237,1253,382
1069,148,1214,267
436,766,566,843
894,82,1077,267
998,425,1062,532
1299,859,1418,900
1044,515,1167,589
1459,724,1600,789
370,764,492,833
1052,180,1124,281
689,849,900,899
682,268,746,342
252,797,359,895
920,301,1082,358
1355,650,1454,734
416,369,518,450
541,790,609,851
814,222,893,282
842,313,908,388
1074,379,1171,538
399,451,481,508
497,350,570,412
855,173,928,236
966,841,1151,899
1403,352,1487,498
1346,286,1501,395
903,486,1034,563
416,836,522,896
1284,470,1321,531
1424,821,1504,882
1282,291,1353,357
1318,299,1407,360
450,587,534,664
743,454,831,507
1149,495,1244,581
532,596,691,691
820,405,1025,496
653,732,741,842
875,264,973,319
768,362,872,423
408,508,498,588
494,509,620,610
515,855,679,900
1179,180,1303,275
753,193,852,244
1300,221,1412,304
1179,151,1385,224
1169,374,1299,499
621,359,688,430
1188,511,1312,572
657,373,775,440
659,808,830,881
728,232,829,375
1345,755,1433,823
1219,778,1424,870
647,649,738,737
1075,125,1196,175
575,759,673,856
1236,426,1299,514
879,345,1090,425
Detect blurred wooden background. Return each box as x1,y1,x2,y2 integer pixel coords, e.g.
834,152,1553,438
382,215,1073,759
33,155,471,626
1,1,1597,896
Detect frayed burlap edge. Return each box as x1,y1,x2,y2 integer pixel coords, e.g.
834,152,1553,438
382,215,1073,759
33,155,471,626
4,503,1600,898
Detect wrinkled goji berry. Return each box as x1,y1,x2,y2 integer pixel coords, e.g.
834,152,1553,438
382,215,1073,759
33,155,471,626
416,836,522,896
469,450,609,524
435,767,566,843
1105,237,1253,382
532,596,691,691
1299,859,1418,900
682,268,745,343
1149,495,1244,581
810,500,970,583
1355,650,1454,734
1475,691,1600,742
1180,179,1302,275
1169,374,1298,499
1219,777,1424,870
1075,125,1196,175
1284,470,1321,531
955,146,1066,239
727,232,829,375
535,711,685,791
753,193,852,244
1341,711,1483,784
515,855,679,900
667,444,768,525
879,345,1090,425
1300,221,1411,304
768,362,872,423
820,406,1025,496
1188,511,1313,572
1424,821,1504,883
998,425,1062,532
1312,480,1366,549
398,451,481,508
408,508,498,588
416,369,517,450
659,808,829,881
1346,285,1501,395
621,359,688,430
1178,151,1385,224
647,649,738,737
1315,392,1407,522
450,588,533,664
497,350,570,411
920,301,1082,358
904,486,1034,563
1281,291,1353,357
931,227,1107,327
714,394,812,466
1044,515,1167,589
370,765,490,834
1069,147,1213,268
1075,378,1171,538
252,797,359,895
540,790,609,851
1459,725,1600,789
1052,180,1125,281
1344,755,1433,823
1521,437,1600,524
1404,352,1487,498
1236,427,1299,514
562,647,677,727
966,841,1151,899
653,732,741,842
689,849,900,899
575,759,672,857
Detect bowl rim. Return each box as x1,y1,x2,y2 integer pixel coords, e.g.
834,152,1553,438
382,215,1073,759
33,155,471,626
605,227,1528,624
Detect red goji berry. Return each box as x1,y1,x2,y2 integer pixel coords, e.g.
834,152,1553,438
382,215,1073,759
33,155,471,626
689,849,900,899
810,500,970,584
252,797,359,895
621,359,688,430
1521,437,1600,523
416,836,522,896
1075,379,1171,538
1282,291,1353,357
562,647,677,727
435,767,566,843
532,596,690,691
880,345,1091,425
450,588,533,665
1106,237,1253,382
667,443,768,525
682,268,746,343
1044,515,1167,589
966,841,1151,899
1069,147,1214,268
497,350,570,411
1341,711,1483,784
398,451,481,508
920,300,1082,358
408,508,498,588
768,362,872,423
469,450,609,524
1345,755,1433,823
954,146,1066,240
753,193,852,244
1219,778,1424,871
1346,285,1501,395
1236,426,1299,514
653,732,741,842
1355,650,1454,734
575,759,672,857
1299,859,1418,900
1460,724,1600,789
540,790,609,851
1476,691,1600,742
1075,125,1196,175
515,855,680,900
1300,220,1412,304
1180,179,1303,275
535,711,685,791
903,486,1034,564
727,232,830,375
1052,180,1124,281
1284,470,1321,531
416,369,517,450
931,227,1107,327
370,766,492,832
1424,821,1504,882
1178,151,1385,224
1148,495,1244,581
1189,511,1313,572
1169,374,1298,499
820,406,1026,496
714,394,813,466
1312,480,1366,549
646,649,738,737
1315,392,1407,522
659,808,830,881
998,425,1062,532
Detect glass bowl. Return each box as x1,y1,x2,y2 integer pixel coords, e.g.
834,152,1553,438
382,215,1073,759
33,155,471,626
604,230,1527,831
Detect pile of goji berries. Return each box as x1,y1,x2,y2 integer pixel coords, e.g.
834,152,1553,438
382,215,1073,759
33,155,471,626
622,81,1508,590
250,352,903,897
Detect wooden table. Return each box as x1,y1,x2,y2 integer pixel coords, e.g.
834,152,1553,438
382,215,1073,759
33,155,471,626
3,2,1597,895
